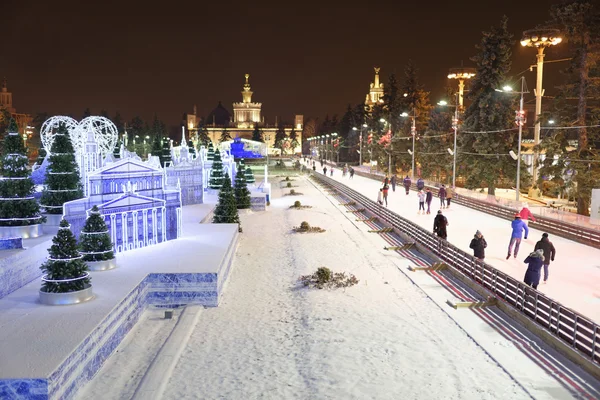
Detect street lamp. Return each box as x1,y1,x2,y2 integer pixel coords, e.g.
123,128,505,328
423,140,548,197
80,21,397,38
447,67,476,110
325,134,330,162
331,133,338,164
437,94,460,188
521,28,561,183
496,76,529,202
401,110,417,180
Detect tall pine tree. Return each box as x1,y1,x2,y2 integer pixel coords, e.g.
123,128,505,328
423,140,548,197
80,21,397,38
245,165,255,184
220,127,232,143
289,126,299,154
207,141,215,161
40,219,90,293
539,1,600,215
274,122,288,154
209,147,225,188
40,123,84,214
459,16,517,195
251,123,263,142
213,173,240,224
0,118,44,227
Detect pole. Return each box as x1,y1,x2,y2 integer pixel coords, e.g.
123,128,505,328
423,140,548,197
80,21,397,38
533,47,545,184
458,79,465,110
359,128,363,167
517,76,525,202
452,101,458,189
411,110,416,180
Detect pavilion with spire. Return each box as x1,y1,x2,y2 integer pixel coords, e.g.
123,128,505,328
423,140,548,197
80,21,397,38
184,73,303,155
365,67,385,111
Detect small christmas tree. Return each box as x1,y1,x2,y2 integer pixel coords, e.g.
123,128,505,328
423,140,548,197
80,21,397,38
213,173,240,224
40,219,90,293
151,134,162,162
245,166,255,184
113,137,122,158
207,141,215,161
234,168,251,209
0,118,44,227
79,206,114,262
209,148,225,189
40,123,84,214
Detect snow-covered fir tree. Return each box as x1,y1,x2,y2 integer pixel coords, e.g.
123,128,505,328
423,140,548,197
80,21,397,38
0,118,43,227
234,168,251,209
40,219,90,293
245,165,255,184
40,123,84,214
209,147,225,189
213,173,240,224
79,205,114,262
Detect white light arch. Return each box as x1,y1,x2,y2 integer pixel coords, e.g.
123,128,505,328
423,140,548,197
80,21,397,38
77,116,118,158
40,116,79,153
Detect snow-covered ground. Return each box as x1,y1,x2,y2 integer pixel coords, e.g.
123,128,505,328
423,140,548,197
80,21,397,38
312,165,600,324
158,176,533,400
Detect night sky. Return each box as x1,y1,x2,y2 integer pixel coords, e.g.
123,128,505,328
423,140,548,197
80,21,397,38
4,0,570,129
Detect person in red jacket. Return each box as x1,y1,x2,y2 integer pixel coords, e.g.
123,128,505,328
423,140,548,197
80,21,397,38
519,202,536,226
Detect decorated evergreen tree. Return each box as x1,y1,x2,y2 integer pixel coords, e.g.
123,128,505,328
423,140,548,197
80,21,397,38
289,126,299,154
113,137,122,158
209,147,225,188
274,122,288,154
213,173,240,224
245,165,255,184
40,123,84,214
207,141,215,161
40,219,90,293
197,125,210,147
151,134,162,162
161,137,172,167
234,168,251,209
0,118,44,227
79,205,114,262
459,16,516,195
420,107,454,182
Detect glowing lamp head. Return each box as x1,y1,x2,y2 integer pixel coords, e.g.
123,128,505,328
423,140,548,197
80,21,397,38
379,118,386,123
400,112,409,117
438,100,448,106
502,85,513,92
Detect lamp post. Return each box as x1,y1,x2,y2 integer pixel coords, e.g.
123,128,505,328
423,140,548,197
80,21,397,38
331,133,338,164
401,111,417,180
447,67,476,111
496,76,528,202
438,93,460,188
520,28,561,184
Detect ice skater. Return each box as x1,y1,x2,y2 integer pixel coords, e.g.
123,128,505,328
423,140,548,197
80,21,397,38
519,203,536,226
470,230,487,261
377,188,383,205
446,186,453,208
507,213,529,259
438,185,447,208
390,174,397,192
425,188,433,214
416,177,424,191
330,168,334,177
403,175,411,195
323,166,327,175
534,233,556,284
433,210,448,240
382,184,389,206
349,167,354,179
524,249,545,290
417,190,425,214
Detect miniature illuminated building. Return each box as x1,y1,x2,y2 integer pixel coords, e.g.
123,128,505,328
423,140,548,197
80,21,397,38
447,67,476,110
365,67,385,110
233,74,262,129
0,78,33,139
166,128,204,205
520,28,562,183
63,158,182,253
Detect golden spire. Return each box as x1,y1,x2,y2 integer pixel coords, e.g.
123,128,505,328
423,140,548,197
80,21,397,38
242,73,253,103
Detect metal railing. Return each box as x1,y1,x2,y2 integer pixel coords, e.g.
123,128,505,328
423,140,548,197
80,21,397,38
311,173,600,366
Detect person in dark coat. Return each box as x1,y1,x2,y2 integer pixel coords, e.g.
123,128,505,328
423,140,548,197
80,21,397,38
382,184,389,206
383,176,389,187
425,188,433,214
403,175,412,195
469,230,487,261
524,249,545,289
312,164,316,171
390,174,397,192
323,166,327,175
438,185,447,208
534,233,556,284
433,210,448,239
416,177,424,191
349,167,354,179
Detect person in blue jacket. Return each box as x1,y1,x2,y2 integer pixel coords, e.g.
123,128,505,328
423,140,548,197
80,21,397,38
507,213,529,259
523,249,545,289
403,175,412,195
416,177,425,191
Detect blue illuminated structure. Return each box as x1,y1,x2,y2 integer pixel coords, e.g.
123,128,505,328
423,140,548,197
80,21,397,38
229,137,262,159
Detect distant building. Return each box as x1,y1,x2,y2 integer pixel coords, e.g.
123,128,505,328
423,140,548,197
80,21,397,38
0,78,33,143
185,74,303,155
365,67,385,111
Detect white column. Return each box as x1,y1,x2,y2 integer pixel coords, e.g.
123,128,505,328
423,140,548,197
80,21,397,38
121,212,128,251
143,209,149,246
132,211,139,248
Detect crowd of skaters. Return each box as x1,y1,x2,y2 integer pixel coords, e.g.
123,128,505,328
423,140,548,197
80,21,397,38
303,156,558,291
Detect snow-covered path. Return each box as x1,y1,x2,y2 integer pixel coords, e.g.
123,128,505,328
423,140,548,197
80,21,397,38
162,176,531,400
315,166,600,324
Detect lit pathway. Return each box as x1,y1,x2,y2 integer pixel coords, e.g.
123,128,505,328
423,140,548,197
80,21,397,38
308,162,600,324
